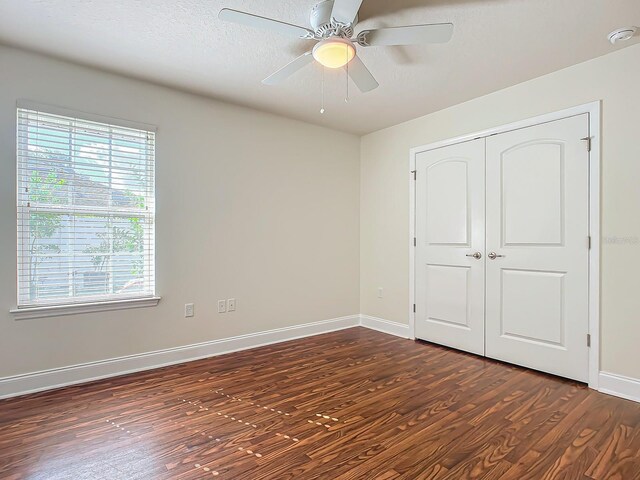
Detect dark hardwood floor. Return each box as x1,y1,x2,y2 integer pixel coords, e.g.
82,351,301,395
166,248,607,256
1,327,639,479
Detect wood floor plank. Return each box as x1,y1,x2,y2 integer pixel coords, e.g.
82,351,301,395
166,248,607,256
0,327,639,479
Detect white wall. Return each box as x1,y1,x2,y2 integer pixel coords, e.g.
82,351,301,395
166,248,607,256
0,45,360,378
360,43,640,380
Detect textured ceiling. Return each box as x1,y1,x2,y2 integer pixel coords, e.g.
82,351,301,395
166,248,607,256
0,0,639,134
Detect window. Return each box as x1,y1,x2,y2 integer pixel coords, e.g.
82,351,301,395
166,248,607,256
16,105,156,309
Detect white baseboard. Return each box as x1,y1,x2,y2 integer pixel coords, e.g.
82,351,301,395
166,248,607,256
7,315,635,405
598,372,640,403
359,315,410,339
0,315,360,400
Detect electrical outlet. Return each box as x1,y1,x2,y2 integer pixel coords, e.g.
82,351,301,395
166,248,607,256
184,303,194,318
227,298,236,312
377,287,383,299
217,300,227,313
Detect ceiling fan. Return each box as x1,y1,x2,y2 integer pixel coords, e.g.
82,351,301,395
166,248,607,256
219,0,453,93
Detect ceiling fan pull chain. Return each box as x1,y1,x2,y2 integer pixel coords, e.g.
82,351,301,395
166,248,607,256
345,48,350,103
320,65,326,114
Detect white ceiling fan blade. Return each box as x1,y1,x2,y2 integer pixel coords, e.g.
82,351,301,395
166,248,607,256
358,23,454,46
331,0,364,24
219,9,314,39
345,55,379,93
262,51,315,85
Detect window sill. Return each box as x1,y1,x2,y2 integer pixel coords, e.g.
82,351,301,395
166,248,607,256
9,296,161,320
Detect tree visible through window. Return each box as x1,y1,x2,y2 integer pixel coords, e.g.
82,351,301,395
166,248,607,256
17,107,156,307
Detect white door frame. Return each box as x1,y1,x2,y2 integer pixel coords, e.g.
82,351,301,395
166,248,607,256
409,101,601,389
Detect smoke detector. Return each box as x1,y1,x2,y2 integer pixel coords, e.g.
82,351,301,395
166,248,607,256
608,27,637,45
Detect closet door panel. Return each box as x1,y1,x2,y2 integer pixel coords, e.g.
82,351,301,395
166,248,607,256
485,114,590,382
415,139,485,355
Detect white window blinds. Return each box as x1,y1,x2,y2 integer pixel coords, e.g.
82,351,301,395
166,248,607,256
16,107,156,307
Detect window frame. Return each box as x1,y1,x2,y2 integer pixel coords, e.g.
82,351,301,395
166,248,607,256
11,101,160,319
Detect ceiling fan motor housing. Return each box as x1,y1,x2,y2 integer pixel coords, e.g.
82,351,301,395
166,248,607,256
310,0,358,38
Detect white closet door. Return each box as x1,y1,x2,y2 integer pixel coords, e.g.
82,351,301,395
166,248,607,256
415,139,485,355
485,114,590,382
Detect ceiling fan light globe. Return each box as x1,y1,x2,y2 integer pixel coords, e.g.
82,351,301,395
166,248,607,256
313,38,356,69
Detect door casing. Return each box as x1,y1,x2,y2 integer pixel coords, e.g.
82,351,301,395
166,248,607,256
408,101,601,389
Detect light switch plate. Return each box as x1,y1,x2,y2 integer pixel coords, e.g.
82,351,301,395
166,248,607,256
185,303,194,318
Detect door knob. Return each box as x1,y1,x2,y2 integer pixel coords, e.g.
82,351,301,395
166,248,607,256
466,252,482,260
488,252,505,260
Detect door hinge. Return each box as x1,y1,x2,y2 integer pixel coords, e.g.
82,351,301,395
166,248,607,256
411,170,416,180
588,236,592,250
581,136,592,152
587,334,591,347
413,237,417,247
413,304,416,313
